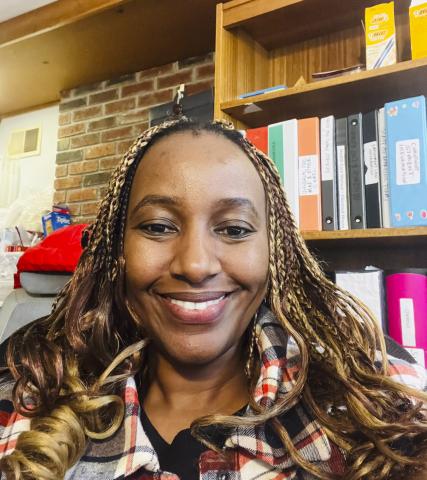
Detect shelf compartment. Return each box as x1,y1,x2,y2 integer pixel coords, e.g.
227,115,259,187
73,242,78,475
223,0,411,50
303,227,427,270
220,58,427,127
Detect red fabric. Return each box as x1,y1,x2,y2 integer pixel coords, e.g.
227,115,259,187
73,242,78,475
17,224,87,273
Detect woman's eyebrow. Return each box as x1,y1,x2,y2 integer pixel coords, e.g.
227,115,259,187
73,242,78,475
216,198,259,219
131,195,180,215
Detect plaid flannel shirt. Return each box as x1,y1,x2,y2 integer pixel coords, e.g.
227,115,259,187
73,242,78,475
1,307,425,479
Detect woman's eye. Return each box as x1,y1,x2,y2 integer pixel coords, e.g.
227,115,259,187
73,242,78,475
217,225,253,238
139,223,176,235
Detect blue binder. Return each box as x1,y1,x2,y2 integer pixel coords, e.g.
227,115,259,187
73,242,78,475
385,96,427,227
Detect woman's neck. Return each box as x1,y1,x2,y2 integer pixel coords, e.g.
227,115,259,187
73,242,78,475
142,345,249,443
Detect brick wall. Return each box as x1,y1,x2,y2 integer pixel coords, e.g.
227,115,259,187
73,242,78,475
55,53,214,224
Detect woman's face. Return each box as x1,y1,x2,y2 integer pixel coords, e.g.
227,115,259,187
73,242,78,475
124,130,269,367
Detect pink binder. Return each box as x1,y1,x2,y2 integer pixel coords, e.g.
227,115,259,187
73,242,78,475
386,272,427,366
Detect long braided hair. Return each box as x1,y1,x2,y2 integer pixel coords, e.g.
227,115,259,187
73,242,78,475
1,118,426,479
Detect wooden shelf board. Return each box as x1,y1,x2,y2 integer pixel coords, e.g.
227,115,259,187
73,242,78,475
303,227,427,242
303,227,427,254
222,0,411,50
221,58,427,127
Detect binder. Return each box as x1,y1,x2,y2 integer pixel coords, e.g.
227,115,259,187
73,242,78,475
347,113,366,229
386,270,427,367
320,116,338,230
362,111,382,228
385,95,427,227
246,126,268,155
377,108,391,228
335,117,350,230
298,117,322,231
335,268,386,331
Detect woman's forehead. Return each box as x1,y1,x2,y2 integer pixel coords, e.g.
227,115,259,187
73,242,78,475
129,130,266,205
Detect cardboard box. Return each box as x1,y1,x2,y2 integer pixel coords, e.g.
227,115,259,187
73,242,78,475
42,211,71,237
365,2,397,70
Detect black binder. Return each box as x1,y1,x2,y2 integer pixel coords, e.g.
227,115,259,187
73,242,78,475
335,117,350,230
347,113,366,229
362,111,382,228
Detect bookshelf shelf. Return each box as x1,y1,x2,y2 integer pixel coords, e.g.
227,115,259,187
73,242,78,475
303,226,427,243
223,0,411,50
221,59,427,128
304,227,427,270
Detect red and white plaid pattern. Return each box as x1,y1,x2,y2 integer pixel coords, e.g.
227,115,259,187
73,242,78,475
1,307,425,479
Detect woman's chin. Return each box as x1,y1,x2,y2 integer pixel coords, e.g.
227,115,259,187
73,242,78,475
160,338,235,369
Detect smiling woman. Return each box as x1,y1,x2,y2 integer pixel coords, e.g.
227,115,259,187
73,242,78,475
0,118,426,480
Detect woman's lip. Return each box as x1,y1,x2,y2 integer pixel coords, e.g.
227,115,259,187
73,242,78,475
158,293,231,324
158,291,231,302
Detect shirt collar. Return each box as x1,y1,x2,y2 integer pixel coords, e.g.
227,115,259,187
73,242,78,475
81,305,331,477
224,305,332,469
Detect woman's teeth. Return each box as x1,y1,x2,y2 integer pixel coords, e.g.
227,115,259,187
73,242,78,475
168,296,225,310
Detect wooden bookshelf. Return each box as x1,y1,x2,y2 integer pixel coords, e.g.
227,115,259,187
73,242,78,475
214,0,427,271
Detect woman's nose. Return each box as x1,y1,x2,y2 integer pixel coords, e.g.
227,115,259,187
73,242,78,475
169,228,221,284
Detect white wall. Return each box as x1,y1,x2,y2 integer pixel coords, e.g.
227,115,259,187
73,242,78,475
0,104,59,205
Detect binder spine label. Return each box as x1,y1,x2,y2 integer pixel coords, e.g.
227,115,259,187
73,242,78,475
364,141,380,185
321,117,334,181
299,155,319,195
378,108,391,227
399,298,416,346
337,145,349,230
396,139,421,185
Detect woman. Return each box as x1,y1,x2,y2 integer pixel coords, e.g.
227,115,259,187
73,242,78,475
0,118,426,480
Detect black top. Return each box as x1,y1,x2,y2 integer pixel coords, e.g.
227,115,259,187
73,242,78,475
140,408,207,480
140,404,248,479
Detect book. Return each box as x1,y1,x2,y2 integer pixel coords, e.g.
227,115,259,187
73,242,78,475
283,119,300,227
362,111,382,228
386,270,427,367
335,268,386,331
298,117,322,231
268,122,285,182
385,95,427,227
246,126,268,155
347,113,367,229
320,116,338,230
377,108,391,228
268,121,300,226
335,117,350,230
239,85,287,98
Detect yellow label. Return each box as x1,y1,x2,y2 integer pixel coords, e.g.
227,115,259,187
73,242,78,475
410,2,427,59
365,2,397,69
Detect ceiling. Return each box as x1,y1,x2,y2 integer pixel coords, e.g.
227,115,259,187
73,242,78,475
0,0,58,23
0,0,224,117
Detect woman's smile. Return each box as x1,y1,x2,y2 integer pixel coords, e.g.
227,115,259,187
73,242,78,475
156,290,235,324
